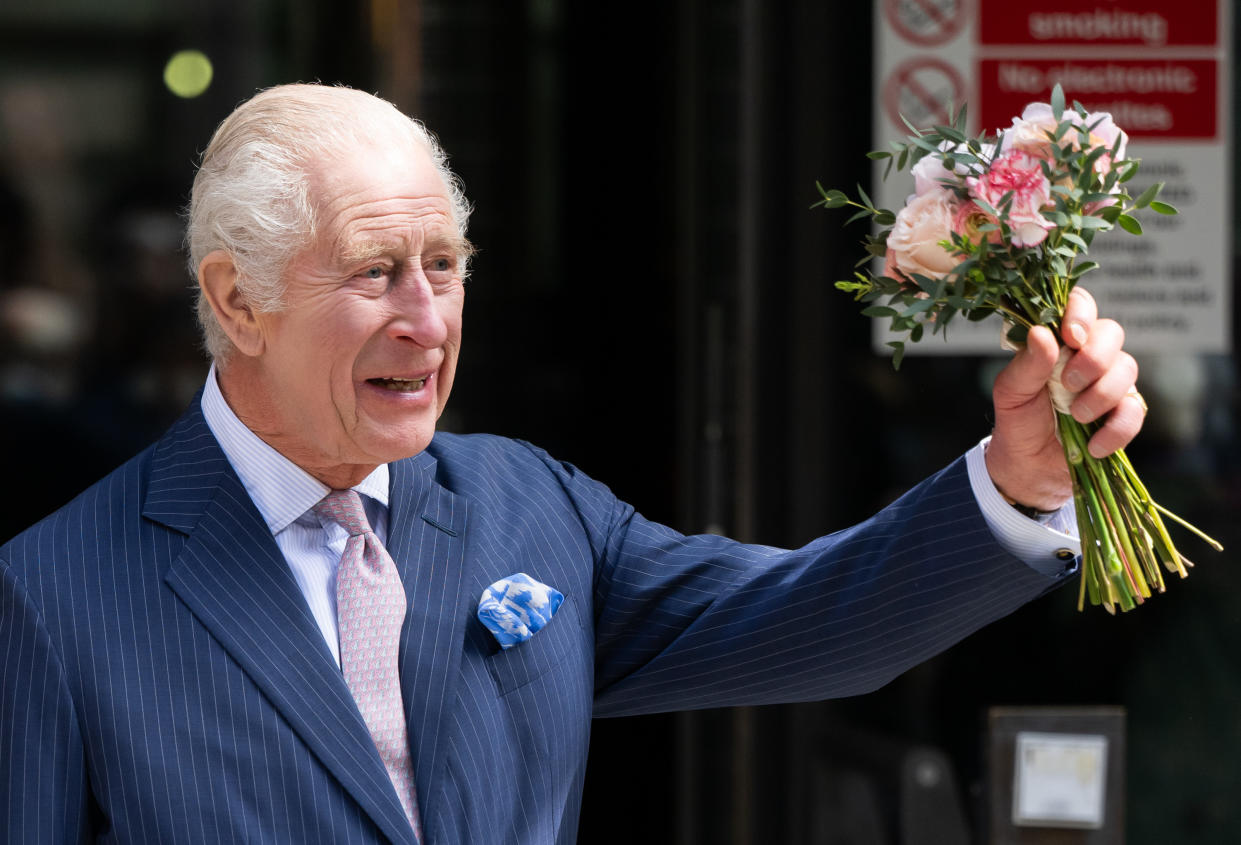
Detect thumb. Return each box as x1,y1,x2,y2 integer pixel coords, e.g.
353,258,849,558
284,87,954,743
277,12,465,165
994,325,1058,411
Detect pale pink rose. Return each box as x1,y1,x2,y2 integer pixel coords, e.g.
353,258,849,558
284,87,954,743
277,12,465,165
911,141,997,196
1002,101,1128,172
952,200,1001,246
1000,102,1059,160
1080,110,1127,162
884,189,960,281
966,151,1053,247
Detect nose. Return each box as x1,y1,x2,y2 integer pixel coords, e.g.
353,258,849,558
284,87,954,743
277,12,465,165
386,265,449,348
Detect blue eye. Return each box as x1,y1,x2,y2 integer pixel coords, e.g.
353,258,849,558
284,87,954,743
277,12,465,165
364,266,385,279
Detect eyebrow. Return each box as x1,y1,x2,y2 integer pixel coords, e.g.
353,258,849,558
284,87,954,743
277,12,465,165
341,233,475,265
341,241,390,265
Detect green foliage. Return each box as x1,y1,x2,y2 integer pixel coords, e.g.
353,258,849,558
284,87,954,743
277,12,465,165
816,83,1174,366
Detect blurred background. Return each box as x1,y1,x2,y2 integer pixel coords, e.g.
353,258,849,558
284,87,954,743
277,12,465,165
0,1,1236,842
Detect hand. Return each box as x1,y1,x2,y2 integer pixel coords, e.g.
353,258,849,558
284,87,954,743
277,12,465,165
985,287,1145,511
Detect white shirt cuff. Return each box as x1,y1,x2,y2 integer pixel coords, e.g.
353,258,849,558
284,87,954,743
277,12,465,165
965,437,1080,577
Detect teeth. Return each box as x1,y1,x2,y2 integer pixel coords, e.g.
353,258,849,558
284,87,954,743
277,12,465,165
372,377,428,391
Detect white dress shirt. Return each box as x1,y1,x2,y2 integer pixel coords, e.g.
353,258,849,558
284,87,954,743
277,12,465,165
965,438,1078,574
199,367,1079,666
201,364,389,666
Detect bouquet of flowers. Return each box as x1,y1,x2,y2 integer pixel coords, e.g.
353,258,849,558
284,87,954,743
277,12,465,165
818,85,1221,613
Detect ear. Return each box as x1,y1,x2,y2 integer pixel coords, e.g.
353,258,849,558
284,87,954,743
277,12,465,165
198,250,265,357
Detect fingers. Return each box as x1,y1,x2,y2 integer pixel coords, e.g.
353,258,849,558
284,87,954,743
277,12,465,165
1061,318,1130,415
1058,293,1143,456
1068,344,1138,423
1061,286,1097,349
1087,391,1147,458
994,325,1058,411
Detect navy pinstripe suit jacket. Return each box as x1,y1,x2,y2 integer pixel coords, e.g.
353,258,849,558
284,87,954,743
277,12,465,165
1,400,1065,843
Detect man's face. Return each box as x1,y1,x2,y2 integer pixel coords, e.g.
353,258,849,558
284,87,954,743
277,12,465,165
238,136,466,485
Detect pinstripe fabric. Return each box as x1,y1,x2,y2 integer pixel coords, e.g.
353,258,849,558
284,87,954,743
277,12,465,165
1,398,1070,844
201,363,392,667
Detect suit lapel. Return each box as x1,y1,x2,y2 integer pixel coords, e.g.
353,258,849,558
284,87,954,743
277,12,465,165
388,453,473,839
145,405,418,845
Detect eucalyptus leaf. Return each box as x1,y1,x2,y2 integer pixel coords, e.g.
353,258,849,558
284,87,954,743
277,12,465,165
934,125,966,144
1005,322,1029,345
1051,83,1065,118
1071,260,1099,278
902,297,936,317
887,341,905,370
1132,182,1162,209
861,305,898,318
909,134,944,155
816,187,850,208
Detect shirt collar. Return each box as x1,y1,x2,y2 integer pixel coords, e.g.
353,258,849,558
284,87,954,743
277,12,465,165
200,363,390,534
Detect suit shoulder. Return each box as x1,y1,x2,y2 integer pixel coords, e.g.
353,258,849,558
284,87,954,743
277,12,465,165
427,431,573,483
424,431,623,524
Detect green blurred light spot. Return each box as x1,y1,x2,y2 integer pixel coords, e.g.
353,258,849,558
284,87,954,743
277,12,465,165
164,50,213,98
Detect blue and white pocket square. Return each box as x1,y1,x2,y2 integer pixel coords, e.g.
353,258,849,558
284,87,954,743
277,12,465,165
477,573,564,650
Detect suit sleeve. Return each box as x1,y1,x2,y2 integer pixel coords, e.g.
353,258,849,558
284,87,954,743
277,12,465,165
0,557,92,844
531,449,1073,718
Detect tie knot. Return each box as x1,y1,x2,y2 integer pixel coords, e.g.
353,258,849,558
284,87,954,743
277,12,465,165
312,489,372,537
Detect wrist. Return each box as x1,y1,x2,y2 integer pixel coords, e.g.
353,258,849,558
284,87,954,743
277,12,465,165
996,489,1061,521
984,436,1071,513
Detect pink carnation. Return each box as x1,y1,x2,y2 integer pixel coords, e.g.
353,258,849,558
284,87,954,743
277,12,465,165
966,151,1053,247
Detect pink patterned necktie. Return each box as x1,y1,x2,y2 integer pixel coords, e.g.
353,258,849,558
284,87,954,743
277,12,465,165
313,489,422,839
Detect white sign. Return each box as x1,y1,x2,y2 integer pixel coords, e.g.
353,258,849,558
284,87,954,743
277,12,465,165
870,0,1231,355
1012,731,1108,829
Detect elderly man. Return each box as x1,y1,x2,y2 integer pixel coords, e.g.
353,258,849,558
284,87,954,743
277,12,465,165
1,84,1143,844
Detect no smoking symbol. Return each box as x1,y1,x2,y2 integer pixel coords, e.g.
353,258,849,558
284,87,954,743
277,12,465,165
884,0,965,47
883,58,965,132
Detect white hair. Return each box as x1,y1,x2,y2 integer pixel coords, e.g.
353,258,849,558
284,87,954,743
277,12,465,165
186,83,473,362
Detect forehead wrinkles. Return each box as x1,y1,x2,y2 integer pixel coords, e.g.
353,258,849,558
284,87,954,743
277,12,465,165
332,202,456,262
306,137,456,253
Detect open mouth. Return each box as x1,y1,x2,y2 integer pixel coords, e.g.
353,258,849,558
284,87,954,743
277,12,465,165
367,376,429,392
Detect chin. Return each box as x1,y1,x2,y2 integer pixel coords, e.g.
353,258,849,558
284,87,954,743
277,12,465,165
368,429,436,463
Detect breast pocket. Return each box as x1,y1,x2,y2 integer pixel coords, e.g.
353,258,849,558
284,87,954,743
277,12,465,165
485,595,584,695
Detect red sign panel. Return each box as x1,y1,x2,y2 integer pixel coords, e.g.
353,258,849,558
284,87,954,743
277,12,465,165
978,0,1218,47
976,59,1218,139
